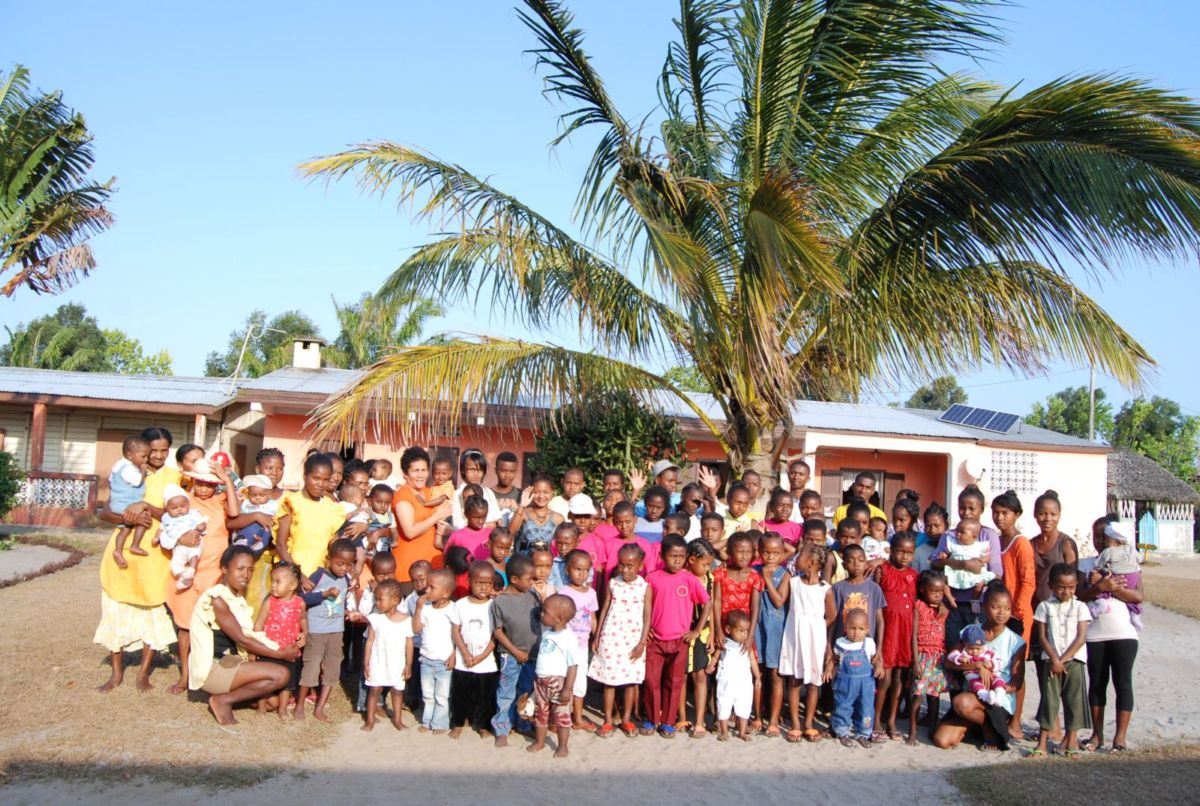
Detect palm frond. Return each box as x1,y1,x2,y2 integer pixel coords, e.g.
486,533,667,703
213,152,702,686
854,75,1200,279
307,337,728,450
660,0,736,174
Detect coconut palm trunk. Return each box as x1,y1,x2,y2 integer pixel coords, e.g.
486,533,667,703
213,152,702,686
300,1,1200,477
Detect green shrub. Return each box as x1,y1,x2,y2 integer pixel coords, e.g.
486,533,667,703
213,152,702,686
528,392,689,500
0,451,25,521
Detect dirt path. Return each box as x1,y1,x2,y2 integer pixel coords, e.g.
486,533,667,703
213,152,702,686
2,559,1197,805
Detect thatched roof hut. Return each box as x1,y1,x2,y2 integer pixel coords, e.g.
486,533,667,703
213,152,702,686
1107,450,1198,555
1107,450,1200,506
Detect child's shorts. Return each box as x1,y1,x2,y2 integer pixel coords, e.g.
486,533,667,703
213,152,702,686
534,676,571,728
573,651,588,698
300,632,344,688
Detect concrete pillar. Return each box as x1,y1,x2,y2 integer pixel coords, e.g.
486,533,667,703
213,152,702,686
30,402,47,470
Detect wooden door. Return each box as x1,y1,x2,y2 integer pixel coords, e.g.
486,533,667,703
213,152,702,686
94,429,128,505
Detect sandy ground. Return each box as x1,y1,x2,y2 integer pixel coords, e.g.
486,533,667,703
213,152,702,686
0,544,69,582
2,558,1198,805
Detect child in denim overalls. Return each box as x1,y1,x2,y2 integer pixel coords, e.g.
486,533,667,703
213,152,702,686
828,608,882,747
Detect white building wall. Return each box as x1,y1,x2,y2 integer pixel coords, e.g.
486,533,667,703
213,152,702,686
803,429,1106,547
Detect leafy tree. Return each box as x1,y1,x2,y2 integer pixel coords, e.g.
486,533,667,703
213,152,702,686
329,291,442,368
662,364,711,394
205,310,325,378
1026,385,1113,442
906,376,967,410
302,1,1200,479
527,391,688,499
0,451,23,521
1,303,108,371
1,66,114,297
102,329,172,375
1113,397,1200,484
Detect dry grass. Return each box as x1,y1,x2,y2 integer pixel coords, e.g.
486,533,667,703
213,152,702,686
0,553,351,789
1143,571,1200,621
950,744,1200,806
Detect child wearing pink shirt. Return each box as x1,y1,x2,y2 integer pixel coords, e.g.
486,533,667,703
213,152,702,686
440,495,491,560
603,502,660,581
763,489,803,551
642,534,711,738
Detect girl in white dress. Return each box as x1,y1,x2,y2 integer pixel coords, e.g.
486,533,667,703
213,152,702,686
589,543,652,737
362,578,414,732
780,543,835,742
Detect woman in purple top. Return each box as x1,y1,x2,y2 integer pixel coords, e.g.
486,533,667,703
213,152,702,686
932,485,1003,646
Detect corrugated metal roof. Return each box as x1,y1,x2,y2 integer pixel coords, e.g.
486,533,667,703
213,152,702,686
236,367,1106,451
238,367,363,396
0,366,237,407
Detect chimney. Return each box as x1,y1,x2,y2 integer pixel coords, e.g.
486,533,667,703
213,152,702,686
292,338,324,369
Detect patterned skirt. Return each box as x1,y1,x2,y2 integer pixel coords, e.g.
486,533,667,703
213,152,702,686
911,651,947,697
93,592,177,653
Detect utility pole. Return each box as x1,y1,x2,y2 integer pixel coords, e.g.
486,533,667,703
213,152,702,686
1088,367,1096,442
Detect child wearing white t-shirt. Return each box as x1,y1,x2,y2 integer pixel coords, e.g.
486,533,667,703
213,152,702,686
361,578,414,732
530,594,582,758
449,562,500,738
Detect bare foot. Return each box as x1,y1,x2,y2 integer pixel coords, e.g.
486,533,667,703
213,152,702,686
554,747,569,758
361,721,375,732
419,725,430,733
97,673,122,693
449,727,463,739
738,732,752,743
495,735,508,747
431,729,445,735
167,680,187,695
208,695,238,726
479,729,493,740
135,675,154,693
112,550,128,569
392,716,406,731
294,706,306,722
313,709,331,723
526,742,545,753
905,735,919,747
128,545,149,557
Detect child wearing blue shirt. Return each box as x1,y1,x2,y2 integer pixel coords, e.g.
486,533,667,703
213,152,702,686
297,538,356,722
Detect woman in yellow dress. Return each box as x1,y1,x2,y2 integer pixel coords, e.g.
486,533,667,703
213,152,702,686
275,453,363,586
94,427,180,692
226,447,287,615
165,458,238,694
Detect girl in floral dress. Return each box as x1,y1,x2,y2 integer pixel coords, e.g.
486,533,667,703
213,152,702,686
908,569,950,745
589,543,652,738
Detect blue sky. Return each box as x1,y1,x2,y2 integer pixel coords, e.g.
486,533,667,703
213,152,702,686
3,1,1199,420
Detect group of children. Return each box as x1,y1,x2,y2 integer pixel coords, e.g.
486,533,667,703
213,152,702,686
117,441,1128,760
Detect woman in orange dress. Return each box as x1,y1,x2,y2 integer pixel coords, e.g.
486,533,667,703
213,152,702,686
391,446,451,596
166,458,238,694
993,489,1035,738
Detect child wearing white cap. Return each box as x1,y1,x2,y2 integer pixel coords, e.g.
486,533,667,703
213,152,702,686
1088,525,1144,630
158,484,207,591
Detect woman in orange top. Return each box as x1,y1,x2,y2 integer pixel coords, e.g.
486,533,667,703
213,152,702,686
166,458,238,694
392,446,451,595
993,488,1035,739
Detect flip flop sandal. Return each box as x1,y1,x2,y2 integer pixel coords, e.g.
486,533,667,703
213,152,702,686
675,721,692,733
870,731,889,743
717,733,730,742
1110,744,1128,753
596,724,615,738
763,725,782,738
856,737,873,748
690,726,708,739
838,736,856,747
658,724,677,739
638,721,656,736
1024,748,1046,757
1062,748,1085,758
621,721,639,738
887,730,903,741
574,721,598,732
803,729,823,743
786,729,804,743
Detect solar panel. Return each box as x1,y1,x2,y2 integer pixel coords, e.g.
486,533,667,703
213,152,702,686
940,404,973,424
937,404,1021,434
984,412,1021,434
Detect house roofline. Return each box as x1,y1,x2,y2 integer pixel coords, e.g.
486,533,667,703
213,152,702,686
0,392,228,416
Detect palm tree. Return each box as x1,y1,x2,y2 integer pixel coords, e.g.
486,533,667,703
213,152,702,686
300,0,1200,479
0,66,113,297
328,291,444,368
